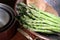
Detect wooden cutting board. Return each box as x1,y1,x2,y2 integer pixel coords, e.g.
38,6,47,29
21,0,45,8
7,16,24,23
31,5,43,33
26,0,58,16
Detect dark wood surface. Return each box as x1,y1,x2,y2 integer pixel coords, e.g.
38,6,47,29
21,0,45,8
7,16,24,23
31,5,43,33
11,31,60,40
11,31,27,40
0,0,17,9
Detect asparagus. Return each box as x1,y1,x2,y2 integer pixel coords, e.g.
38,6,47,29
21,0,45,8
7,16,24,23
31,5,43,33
20,15,60,32
17,3,60,34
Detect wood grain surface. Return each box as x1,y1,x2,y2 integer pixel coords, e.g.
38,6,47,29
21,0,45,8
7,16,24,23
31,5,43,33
11,32,28,40
26,0,58,16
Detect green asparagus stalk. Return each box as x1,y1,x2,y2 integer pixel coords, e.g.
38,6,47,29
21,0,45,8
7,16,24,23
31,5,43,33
17,3,60,34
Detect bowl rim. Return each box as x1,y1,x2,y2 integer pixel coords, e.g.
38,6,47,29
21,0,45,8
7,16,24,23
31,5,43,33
0,3,16,32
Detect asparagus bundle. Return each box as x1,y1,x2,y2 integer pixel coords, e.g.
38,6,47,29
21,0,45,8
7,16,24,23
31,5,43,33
17,3,60,34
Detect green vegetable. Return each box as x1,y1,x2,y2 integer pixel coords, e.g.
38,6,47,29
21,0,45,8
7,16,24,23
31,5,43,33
16,3,60,34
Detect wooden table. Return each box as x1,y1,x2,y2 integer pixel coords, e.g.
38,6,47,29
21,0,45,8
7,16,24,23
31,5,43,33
11,31,27,40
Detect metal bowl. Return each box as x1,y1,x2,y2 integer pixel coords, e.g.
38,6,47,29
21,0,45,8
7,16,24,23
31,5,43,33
0,9,10,28
0,3,16,32
0,3,17,40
